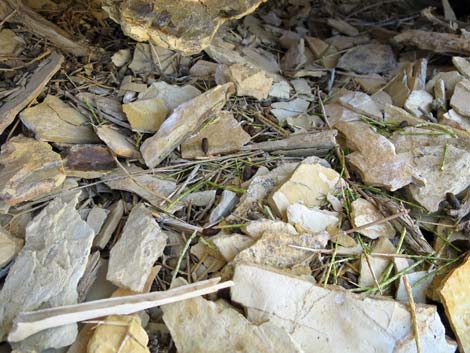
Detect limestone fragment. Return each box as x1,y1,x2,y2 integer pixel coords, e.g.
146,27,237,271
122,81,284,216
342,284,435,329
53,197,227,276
450,79,470,117
208,190,239,224
359,237,395,288
354,74,386,94
336,121,423,191
111,48,131,67
404,90,433,118
20,95,99,144
107,203,167,292
104,165,176,208
426,71,463,99
439,254,470,353
86,207,110,235
141,83,234,168
212,233,255,262
305,36,339,69
0,29,24,56
93,200,124,250
181,111,251,158
384,104,423,126
162,279,302,353
287,203,338,234
0,226,23,267
226,63,273,100
95,125,141,159
441,109,470,132
138,81,201,112
0,136,65,206
291,79,311,95
232,264,457,353
123,98,169,133
337,44,397,74
338,91,382,120
269,81,291,99
128,43,179,75
271,98,310,126
452,56,470,78
243,220,298,239
351,198,395,239
324,103,361,126
269,163,340,218
396,271,433,304
0,193,95,351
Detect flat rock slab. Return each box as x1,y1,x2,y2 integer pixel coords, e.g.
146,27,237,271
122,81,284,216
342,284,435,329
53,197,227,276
0,135,65,206
141,83,234,168
450,79,470,117
338,91,382,121
337,44,397,74
162,278,302,353
20,95,99,144
287,203,338,234
232,263,457,353
0,193,95,351
226,63,273,100
107,203,167,292
351,198,395,239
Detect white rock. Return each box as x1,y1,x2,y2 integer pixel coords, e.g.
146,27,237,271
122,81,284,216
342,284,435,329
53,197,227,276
107,203,167,292
291,79,311,95
86,206,109,235
396,271,433,304
138,81,201,111
404,90,434,117
450,79,470,117
271,98,309,125
244,220,297,239
351,198,395,239
441,109,470,132
212,233,255,261
287,203,338,234
338,91,382,121
359,237,395,288
269,81,292,99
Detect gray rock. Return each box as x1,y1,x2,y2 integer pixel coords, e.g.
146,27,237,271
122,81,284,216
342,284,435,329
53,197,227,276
107,203,167,292
0,192,95,351
208,190,239,224
337,44,397,74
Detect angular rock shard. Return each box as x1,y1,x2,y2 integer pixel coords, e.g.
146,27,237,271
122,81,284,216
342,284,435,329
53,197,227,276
225,63,273,100
141,83,234,168
122,97,169,133
232,264,457,353
107,203,167,292
287,203,338,234
351,198,395,239
0,193,95,351
95,125,141,159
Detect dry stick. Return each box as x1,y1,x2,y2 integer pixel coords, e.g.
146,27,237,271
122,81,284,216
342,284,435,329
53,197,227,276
403,275,422,353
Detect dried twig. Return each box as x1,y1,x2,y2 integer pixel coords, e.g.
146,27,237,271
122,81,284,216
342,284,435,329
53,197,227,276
403,275,422,353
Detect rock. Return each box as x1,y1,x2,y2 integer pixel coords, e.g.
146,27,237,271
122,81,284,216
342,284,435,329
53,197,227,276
281,38,306,71
212,232,256,262
336,121,423,191
351,198,395,239
396,271,433,304
123,97,169,133
103,0,267,55
452,56,470,78
93,200,124,250
225,63,273,99
359,237,395,288
426,70,463,99
327,18,359,36
104,165,176,209
181,111,251,158
141,83,235,168
20,95,99,144
86,207,110,235
87,315,150,353
354,74,386,94
111,48,131,67
162,279,302,353
95,125,141,159
0,29,24,56
338,91,382,121
325,35,370,51
0,193,95,351
0,136,65,206
291,79,311,95
324,103,361,126
232,263,457,353
128,43,179,76
0,226,23,267
64,144,116,179
271,98,310,126
450,79,470,117
337,44,397,74
269,81,291,99
268,162,341,218
404,90,434,118
305,36,339,69
208,190,239,224
439,254,470,353
244,220,298,239
138,81,201,112
287,203,338,234
441,109,470,132
190,60,218,78
107,203,167,292
394,30,470,56
384,104,423,126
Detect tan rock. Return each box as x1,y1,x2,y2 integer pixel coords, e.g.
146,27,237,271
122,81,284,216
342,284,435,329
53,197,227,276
324,103,361,126
212,232,255,262
181,111,251,158
287,203,338,234
384,104,423,126
450,79,470,117
354,74,386,94
269,162,340,218
141,83,234,168
243,220,297,239
452,56,470,78
305,36,339,69
439,254,470,353
0,136,65,206
95,125,141,159
426,70,463,99
0,226,23,267
111,49,131,67
87,315,149,353
226,63,273,99
351,198,395,239
404,90,433,118
20,95,99,144
123,97,169,133
338,91,382,121
441,109,470,132
0,29,25,56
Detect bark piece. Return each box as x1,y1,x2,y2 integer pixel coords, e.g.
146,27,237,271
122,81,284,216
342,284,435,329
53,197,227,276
122,98,169,133
232,263,457,353
0,52,63,135
0,136,65,206
338,44,397,74
394,30,470,55
0,226,23,267
103,0,267,55
226,63,273,99
287,203,338,234
338,91,382,120
95,125,141,159
181,111,251,158
64,144,116,179
20,95,99,144
336,121,423,191
269,162,341,218
450,79,470,117
162,279,302,353
0,193,95,351
141,83,234,168
351,198,395,239
104,166,176,208
439,254,470,353
107,203,167,292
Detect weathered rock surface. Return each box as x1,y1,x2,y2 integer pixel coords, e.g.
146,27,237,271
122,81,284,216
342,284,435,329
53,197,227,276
139,81,201,112
123,97,169,133
338,91,382,121
20,95,99,144
351,198,395,239
225,63,273,99
396,271,433,304
0,136,65,206
359,237,395,288
0,226,23,267
232,263,457,353
287,203,338,234
107,203,167,292
141,83,234,168
271,98,309,126
450,79,470,117
103,0,267,55
212,232,255,262
95,125,141,159
0,193,95,351
404,90,433,118
162,278,303,353
337,44,397,74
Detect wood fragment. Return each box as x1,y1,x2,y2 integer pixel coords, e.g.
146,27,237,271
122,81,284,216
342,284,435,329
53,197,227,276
394,30,470,55
403,275,423,353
